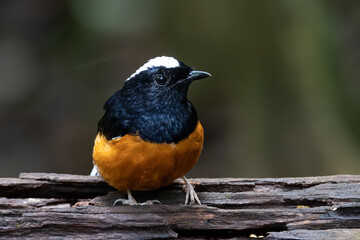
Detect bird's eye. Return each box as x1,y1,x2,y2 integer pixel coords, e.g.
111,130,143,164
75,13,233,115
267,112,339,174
154,74,168,85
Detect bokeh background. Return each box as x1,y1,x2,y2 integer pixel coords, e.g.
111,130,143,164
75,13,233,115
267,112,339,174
1,0,359,178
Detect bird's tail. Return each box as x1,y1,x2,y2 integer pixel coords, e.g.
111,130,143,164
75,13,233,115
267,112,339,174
90,165,100,176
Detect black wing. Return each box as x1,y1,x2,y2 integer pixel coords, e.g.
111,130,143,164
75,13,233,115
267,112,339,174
97,89,130,140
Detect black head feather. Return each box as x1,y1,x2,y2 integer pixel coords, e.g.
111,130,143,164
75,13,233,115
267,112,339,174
98,56,210,143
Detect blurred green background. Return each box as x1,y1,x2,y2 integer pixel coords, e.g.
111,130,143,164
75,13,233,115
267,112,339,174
1,0,359,178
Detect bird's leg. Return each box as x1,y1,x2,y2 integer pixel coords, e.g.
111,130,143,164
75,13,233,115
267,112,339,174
181,176,201,205
113,190,161,206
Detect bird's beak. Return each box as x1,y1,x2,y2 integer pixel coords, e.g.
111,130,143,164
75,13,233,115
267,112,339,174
186,70,212,82
174,70,211,86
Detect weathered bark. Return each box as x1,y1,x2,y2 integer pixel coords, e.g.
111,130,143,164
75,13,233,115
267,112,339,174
1,173,360,239
266,229,360,240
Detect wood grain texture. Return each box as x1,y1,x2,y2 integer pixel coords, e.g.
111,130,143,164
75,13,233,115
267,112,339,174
1,173,360,239
266,229,360,240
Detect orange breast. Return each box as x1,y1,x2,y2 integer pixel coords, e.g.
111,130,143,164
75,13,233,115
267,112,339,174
92,122,204,191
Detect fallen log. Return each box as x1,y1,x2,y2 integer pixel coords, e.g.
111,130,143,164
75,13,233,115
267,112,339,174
0,173,359,239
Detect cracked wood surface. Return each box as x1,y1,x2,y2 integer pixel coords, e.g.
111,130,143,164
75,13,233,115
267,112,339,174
0,173,360,239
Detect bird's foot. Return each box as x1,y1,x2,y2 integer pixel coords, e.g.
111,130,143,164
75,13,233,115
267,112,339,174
113,198,138,206
140,200,161,205
182,176,201,205
113,190,161,206
113,199,161,206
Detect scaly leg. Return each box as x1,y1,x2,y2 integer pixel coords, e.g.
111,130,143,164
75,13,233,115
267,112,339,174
113,190,161,206
182,176,201,205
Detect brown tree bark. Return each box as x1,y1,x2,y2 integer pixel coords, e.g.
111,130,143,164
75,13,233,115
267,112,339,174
1,173,360,239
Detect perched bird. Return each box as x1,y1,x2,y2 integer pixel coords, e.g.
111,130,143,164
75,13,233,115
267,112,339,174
91,56,210,205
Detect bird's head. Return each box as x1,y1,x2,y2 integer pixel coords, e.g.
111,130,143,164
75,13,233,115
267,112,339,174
121,56,211,104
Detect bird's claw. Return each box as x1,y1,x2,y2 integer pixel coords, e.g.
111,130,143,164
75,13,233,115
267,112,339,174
113,198,137,206
182,180,201,205
113,198,161,206
140,200,161,205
